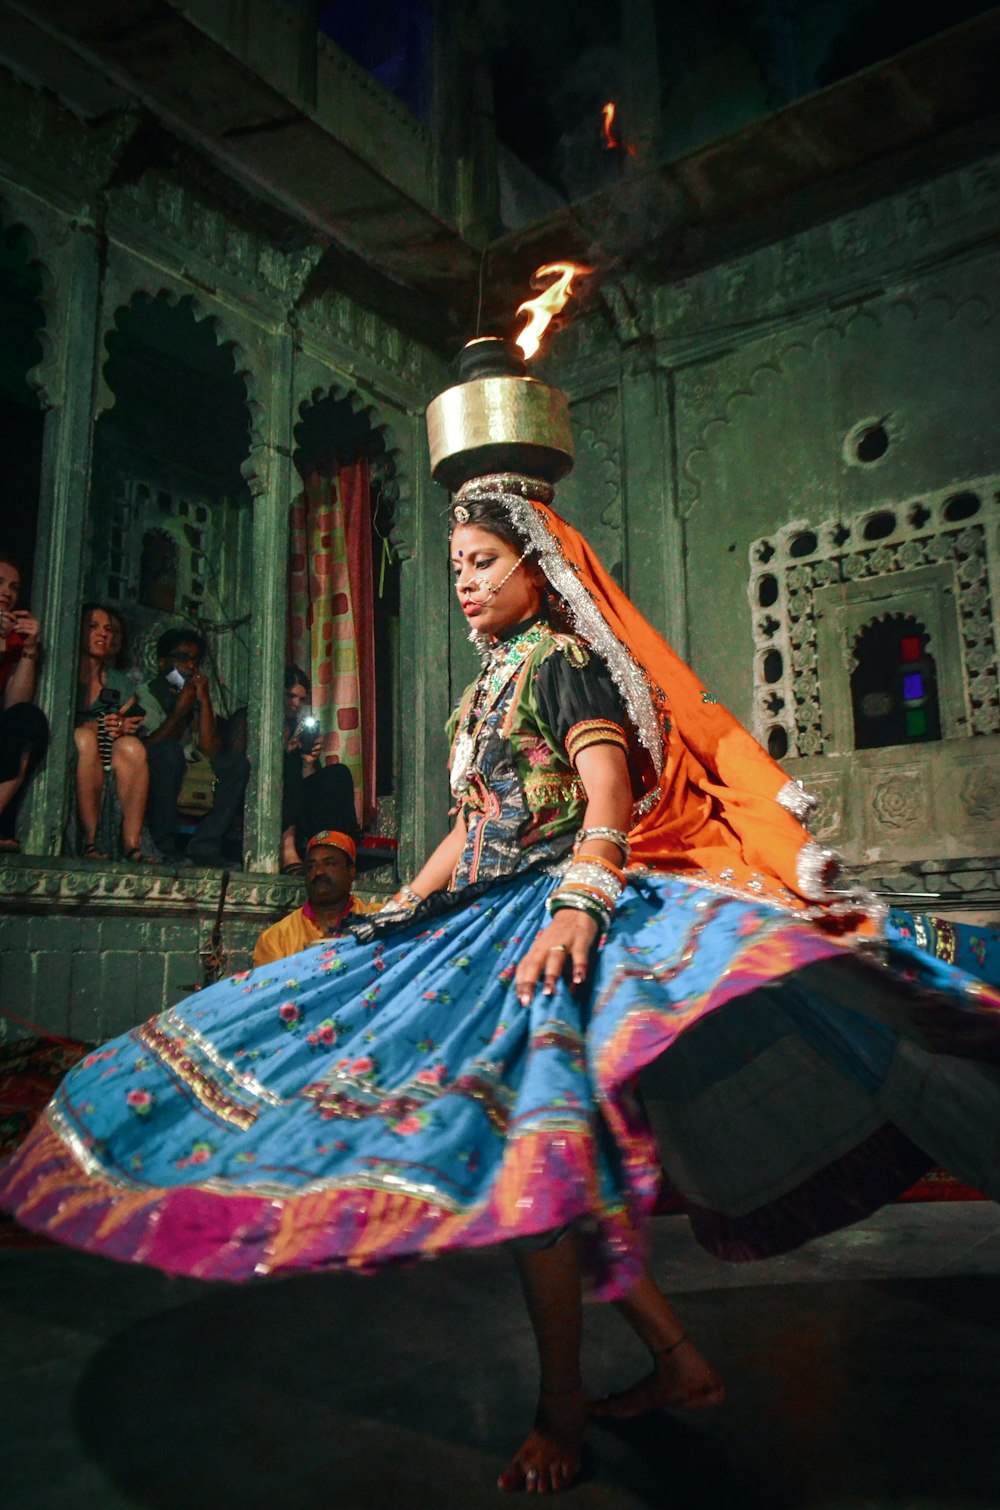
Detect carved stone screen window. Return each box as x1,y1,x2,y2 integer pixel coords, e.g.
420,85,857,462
748,478,999,758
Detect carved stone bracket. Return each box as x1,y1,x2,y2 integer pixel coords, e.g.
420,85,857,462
298,289,439,400
108,172,326,312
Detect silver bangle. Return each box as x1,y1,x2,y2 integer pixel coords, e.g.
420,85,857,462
575,826,630,862
562,860,625,904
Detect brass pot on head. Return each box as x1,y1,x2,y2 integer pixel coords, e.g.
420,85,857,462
426,338,574,492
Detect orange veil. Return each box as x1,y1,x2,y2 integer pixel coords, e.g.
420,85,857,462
457,476,843,912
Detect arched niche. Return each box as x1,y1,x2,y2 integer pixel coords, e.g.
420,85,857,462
291,385,404,812
88,291,255,715
850,613,942,751
0,211,48,598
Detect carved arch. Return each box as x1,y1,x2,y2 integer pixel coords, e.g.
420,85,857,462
0,190,63,411
95,285,265,495
293,381,411,560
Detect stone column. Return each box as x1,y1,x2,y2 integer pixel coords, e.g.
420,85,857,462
395,411,452,879
24,221,103,856
241,325,294,873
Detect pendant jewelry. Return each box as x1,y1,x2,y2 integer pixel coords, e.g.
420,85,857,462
450,728,476,795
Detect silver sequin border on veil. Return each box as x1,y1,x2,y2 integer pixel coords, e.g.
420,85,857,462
453,474,666,817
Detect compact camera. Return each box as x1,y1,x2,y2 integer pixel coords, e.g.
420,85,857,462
295,711,320,742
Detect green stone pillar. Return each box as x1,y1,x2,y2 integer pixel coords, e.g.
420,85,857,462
24,222,103,856
396,413,452,879
241,326,294,873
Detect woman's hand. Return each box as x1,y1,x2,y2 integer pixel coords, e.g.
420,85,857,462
301,735,322,773
102,712,123,740
120,714,145,737
514,909,599,1006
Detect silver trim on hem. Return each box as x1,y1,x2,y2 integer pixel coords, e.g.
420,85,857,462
776,779,819,824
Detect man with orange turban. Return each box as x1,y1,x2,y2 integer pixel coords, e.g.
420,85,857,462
253,830,380,966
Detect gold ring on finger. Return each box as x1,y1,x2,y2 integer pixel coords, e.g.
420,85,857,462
546,944,570,953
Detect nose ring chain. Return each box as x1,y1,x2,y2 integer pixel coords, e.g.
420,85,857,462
466,547,531,603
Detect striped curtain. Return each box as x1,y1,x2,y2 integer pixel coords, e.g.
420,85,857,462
287,463,377,827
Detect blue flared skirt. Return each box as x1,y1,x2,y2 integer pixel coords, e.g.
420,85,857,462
2,869,999,1298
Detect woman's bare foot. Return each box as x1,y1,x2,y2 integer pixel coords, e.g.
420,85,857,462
590,1336,724,1420
498,1386,587,1494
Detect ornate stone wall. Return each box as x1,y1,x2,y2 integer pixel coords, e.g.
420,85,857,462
0,71,448,1035
551,149,1000,902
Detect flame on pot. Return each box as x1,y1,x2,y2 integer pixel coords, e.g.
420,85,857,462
515,262,592,360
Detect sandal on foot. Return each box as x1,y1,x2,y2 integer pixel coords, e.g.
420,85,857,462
82,843,109,861
124,846,158,864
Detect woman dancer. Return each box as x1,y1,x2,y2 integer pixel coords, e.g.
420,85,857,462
4,478,1000,1497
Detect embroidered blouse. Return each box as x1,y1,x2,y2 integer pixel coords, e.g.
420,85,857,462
447,618,631,888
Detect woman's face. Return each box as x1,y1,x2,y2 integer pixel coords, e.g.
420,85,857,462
285,683,309,721
0,561,21,615
84,609,113,661
450,525,546,638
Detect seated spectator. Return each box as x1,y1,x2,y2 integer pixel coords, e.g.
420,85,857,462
253,830,379,966
74,603,154,862
280,664,359,873
138,627,250,868
0,550,49,855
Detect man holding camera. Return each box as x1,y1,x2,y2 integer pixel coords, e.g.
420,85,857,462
138,627,249,867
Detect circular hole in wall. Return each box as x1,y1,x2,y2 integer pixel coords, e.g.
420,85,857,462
942,492,980,522
767,726,788,759
757,573,778,607
789,531,818,558
763,649,783,684
862,511,896,541
855,423,889,463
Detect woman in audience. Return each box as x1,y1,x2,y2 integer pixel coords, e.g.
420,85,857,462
74,603,154,862
280,663,359,871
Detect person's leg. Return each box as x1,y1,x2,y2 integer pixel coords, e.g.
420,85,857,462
74,725,106,854
145,739,186,853
499,1234,588,1495
590,1266,724,1418
110,735,150,856
0,703,49,844
188,748,249,858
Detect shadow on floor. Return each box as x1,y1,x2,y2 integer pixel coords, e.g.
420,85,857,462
55,1249,1000,1509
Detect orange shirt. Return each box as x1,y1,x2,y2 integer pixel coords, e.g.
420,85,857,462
252,895,380,967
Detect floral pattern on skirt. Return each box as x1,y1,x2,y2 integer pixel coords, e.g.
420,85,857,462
3,869,1000,1298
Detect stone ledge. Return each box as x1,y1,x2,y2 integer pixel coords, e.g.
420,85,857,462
0,857,302,917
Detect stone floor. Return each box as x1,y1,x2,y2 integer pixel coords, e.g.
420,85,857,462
3,1202,1000,1509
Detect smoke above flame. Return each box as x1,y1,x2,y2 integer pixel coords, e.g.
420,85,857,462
515,262,592,360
